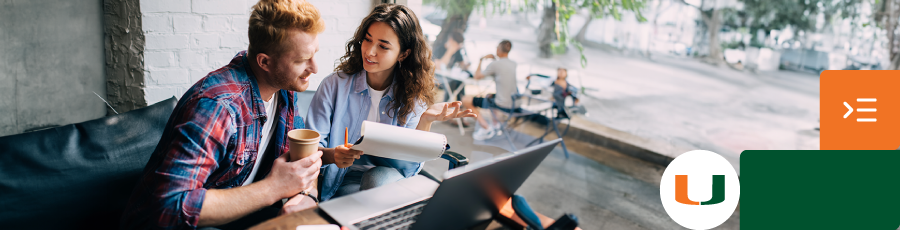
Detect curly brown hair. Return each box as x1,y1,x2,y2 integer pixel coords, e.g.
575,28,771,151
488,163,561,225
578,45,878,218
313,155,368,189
335,3,435,126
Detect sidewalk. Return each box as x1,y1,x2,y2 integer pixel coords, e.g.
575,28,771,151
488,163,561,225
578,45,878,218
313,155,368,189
453,12,821,172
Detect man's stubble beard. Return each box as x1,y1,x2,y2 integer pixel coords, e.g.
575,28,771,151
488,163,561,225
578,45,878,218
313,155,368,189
271,65,309,93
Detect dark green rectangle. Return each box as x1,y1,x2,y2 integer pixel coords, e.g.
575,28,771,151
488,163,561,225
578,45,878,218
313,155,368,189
742,150,900,229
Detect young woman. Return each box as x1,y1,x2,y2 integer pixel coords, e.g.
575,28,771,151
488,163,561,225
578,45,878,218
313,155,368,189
305,3,475,201
551,68,580,118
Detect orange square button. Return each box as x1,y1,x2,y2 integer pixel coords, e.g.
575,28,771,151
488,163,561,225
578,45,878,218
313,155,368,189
821,70,900,150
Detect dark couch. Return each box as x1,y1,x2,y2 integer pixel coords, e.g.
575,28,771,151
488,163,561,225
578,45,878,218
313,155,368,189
0,97,177,229
0,91,468,230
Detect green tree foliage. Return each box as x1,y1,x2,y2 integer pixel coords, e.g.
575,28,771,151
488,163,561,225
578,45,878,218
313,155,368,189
426,0,647,67
554,0,647,66
739,0,859,48
742,0,821,34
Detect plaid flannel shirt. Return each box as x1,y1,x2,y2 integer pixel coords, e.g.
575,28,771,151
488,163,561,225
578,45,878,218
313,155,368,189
121,51,304,229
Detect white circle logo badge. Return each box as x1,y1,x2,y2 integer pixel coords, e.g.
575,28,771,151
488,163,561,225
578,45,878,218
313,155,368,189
660,150,740,230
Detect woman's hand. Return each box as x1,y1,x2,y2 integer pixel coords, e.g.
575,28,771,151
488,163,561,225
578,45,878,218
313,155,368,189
333,145,362,168
417,101,477,131
422,101,476,123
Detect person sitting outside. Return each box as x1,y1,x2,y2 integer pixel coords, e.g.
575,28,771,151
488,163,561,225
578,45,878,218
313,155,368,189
461,40,517,141
433,30,467,70
433,30,470,102
550,68,580,118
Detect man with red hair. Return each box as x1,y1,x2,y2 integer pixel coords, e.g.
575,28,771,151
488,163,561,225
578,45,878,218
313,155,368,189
122,0,326,229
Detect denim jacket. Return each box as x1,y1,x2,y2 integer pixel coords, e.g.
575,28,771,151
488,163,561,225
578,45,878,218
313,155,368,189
305,71,426,201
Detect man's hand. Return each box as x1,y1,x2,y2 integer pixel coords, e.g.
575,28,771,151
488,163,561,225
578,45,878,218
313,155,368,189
199,151,320,227
481,54,495,60
264,151,323,199
333,145,362,168
281,193,318,215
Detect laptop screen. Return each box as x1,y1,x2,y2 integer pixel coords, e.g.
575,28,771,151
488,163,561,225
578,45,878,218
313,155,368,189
409,139,561,230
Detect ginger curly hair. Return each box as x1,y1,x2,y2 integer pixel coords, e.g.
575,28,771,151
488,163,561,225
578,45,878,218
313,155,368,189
248,0,325,59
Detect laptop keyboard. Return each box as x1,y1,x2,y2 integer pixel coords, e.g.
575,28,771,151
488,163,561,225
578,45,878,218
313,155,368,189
352,198,430,230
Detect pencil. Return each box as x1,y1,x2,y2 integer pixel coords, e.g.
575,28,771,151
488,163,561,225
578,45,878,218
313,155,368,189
344,127,349,147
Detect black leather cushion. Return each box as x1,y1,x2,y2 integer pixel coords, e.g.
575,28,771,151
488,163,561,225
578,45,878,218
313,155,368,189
0,97,177,230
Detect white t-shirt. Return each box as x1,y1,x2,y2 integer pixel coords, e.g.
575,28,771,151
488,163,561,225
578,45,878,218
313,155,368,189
367,84,386,122
350,82,388,173
482,58,518,108
242,93,278,186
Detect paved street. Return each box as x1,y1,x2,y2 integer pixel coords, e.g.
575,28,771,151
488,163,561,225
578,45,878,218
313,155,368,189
447,12,820,172
414,7,821,229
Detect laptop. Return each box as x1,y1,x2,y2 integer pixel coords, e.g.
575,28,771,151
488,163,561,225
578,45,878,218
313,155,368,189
319,139,561,230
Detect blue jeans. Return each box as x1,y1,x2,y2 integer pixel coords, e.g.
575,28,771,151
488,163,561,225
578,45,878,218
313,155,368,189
334,166,405,198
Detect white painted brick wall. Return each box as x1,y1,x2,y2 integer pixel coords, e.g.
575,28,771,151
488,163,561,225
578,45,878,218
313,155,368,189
142,0,378,105
307,0,378,92
141,0,191,13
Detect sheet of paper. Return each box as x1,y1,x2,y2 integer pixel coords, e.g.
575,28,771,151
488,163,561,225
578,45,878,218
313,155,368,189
351,121,447,162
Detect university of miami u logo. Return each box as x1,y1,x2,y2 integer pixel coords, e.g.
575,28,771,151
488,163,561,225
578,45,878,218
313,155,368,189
660,150,740,230
675,175,724,205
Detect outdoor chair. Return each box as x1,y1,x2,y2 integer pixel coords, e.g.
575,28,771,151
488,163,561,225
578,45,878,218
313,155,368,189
484,75,556,154
522,73,586,158
526,99,574,158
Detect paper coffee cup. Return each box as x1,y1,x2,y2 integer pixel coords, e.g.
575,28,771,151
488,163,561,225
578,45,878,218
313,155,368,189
287,129,320,195
287,129,321,162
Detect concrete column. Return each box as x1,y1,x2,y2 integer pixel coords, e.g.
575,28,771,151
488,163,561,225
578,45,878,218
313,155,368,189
104,0,149,114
